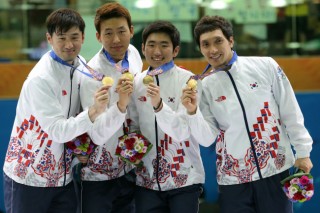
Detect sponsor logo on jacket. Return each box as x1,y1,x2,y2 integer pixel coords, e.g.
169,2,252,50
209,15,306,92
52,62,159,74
215,96,226,102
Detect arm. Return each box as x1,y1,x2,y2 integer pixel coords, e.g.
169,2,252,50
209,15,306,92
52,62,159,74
27,79,107,143
185,82,220,147
269,58,313,171
81,77,133,145
145,82,193,142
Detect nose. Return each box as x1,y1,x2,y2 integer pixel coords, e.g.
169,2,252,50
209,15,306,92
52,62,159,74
209,45,218,53
65,39,73,49
113,34,120,43
154,45,161,55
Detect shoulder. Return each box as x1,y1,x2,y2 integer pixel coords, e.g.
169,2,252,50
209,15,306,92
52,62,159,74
87,48,104,65
238,56,277,66
174,65,195,78
128,44,141,58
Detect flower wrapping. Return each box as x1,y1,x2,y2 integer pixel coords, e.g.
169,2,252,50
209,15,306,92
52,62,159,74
66,133,96,156
281,170,314,203
115,132,152,166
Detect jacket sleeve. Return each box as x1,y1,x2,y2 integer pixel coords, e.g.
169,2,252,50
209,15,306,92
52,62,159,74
127,95,140,133
269,58,313,158
154,79,203,142
88,104,126,146
154,102,191,142
186,82,220,147
27,78,93,143
80,76,126,146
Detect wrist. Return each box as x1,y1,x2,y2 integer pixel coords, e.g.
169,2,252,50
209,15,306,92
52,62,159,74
153,98,162,110
153,98,163,113
187,106,197,115
117,101,127,113
88,106,98,122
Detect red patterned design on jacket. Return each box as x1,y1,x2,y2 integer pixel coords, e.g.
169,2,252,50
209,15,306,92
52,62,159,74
86,147,124,179
33,147,72,187
5,115,73,186
137,133,190,189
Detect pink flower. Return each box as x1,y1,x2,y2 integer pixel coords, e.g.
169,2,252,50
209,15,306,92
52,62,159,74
299,176,310,185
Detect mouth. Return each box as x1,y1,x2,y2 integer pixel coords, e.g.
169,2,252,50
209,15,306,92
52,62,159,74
111,45,123,50
209,54,221,60
151,56,164,62
64,49,75,54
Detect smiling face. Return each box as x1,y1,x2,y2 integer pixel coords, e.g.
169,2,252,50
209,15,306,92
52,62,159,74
142,32,179,69
46,26,84,64
96,17,133,63
199,29,234,70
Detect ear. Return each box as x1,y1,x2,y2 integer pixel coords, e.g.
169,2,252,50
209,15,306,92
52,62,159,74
46,32,52,45
229,36,234,49
82,33,85,44
172,46,180,58
96,32,102,43
130,25,134,39
141,43,146,57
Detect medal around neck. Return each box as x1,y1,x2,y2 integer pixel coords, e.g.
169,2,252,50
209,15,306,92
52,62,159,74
143,75,154,86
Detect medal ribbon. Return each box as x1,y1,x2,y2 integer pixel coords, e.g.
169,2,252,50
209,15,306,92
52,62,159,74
191,51,238,80
103,49,129,74
147,60,175,76
50,50,104,81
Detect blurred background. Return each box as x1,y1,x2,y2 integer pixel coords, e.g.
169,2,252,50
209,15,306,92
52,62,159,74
0,0,319,212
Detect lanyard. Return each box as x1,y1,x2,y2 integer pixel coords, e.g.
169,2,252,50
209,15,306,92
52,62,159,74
193,51,238,80
50,50,104,81
103,49,129,74
147,60,175,76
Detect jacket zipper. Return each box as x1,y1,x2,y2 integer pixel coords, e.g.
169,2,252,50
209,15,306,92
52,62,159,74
63,67,75,186
154,75,162,191
225,70,263,180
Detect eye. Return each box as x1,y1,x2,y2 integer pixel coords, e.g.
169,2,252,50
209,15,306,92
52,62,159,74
201,42,209,48
216,38,223,44
71,35,80,40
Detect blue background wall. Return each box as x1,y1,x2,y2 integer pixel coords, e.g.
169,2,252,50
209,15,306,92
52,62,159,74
0,93,319,212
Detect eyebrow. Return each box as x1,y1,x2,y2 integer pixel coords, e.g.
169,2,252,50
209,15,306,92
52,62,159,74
147,40,170,45
104,26,127,31
56,32,81,36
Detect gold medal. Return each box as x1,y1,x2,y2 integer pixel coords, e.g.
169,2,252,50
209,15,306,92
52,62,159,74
102,76,114,86
143,75,154,86
187,79,197,90
121,72,134,82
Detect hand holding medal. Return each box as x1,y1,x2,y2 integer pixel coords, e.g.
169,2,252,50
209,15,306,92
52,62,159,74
181,77,198,115
116,71,134,112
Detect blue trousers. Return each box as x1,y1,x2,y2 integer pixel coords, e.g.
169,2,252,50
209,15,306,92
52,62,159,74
79,170,136,213
135,184,203,213
3,173,77,213
218,170,293,213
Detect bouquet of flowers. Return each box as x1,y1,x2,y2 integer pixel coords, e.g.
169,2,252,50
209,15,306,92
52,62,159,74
66,133,96,156
115,132,152,167
281,170,314,203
